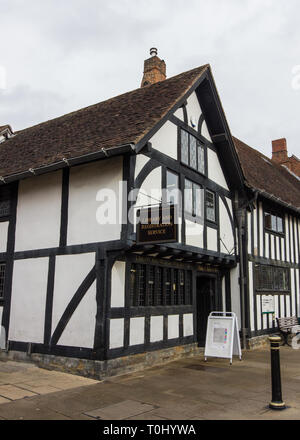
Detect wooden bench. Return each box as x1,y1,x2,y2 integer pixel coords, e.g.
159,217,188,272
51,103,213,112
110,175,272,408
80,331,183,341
276,316,300,346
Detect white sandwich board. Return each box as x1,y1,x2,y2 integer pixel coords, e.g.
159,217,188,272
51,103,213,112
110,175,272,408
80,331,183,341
204,311,242,365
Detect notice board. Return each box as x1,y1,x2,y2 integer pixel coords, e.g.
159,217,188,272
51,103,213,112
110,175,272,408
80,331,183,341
204,311,242,365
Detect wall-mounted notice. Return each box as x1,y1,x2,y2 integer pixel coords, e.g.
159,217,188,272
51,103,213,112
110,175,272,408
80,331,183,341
204,311,242,365
261,295,275,314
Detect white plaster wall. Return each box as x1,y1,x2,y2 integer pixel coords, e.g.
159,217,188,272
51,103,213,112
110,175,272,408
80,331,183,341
265,234,269,259
285,215,290,262
248,262,255,331
111,261,125,308
173,107,184,121
253,207,258,256
207,149,229,190
201,120,212,142
0,222,8,253
256,293,262,330
186,92,201,129
290,217,295,262
168,314,179,339
185,220,204,249
52,253,96,339
230,265,241,329
183,313,193,337
150,315,164,342
281,237,285,261
135,167,162,209
270,235,275,260
58,281,96,348
15,171,62,252
68,157,123,246
149,120,177,160
207,227,218,252
109,318,124,349
259,203,264,257
134,154,150,180
247,212,251,254
9,257,49,343
291,268,296,316
296,269,300,316
129,317,145,346
276,236,280,261
219,199,234,255
0,306,4,349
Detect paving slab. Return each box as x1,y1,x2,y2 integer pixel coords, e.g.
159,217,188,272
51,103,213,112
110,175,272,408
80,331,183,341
0,384,38,400
84,400,156,420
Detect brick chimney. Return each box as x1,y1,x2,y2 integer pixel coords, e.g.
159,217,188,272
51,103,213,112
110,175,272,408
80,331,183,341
272,138,300,177
141,48,166,87
272,138,288,164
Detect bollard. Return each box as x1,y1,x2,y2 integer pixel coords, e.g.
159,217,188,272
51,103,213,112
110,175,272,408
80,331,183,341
269,336,286,410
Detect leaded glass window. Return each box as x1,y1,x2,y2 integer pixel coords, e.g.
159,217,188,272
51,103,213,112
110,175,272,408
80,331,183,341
180,129,206,175
129,264,193,307
264,211,284,234
206,190,216,222
197,142,205,174
255,265,289,292
184,179,193,215
190,136,197,169
181,130,189,165
0,200,10,217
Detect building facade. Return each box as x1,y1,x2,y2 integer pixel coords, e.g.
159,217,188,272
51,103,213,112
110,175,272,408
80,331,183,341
0,52,299,377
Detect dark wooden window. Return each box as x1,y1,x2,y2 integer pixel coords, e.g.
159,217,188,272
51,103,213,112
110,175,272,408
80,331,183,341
180,129,205,174
0,200,10,218
184,178,202,220
0,263,6,300
129,263,193,306
206,190,216,222
264,211,283,234
255,264,289,292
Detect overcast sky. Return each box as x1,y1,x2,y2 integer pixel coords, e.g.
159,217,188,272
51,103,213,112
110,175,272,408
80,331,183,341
0,0,299,157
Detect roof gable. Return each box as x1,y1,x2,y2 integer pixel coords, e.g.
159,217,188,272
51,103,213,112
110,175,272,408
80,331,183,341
233,136,300,211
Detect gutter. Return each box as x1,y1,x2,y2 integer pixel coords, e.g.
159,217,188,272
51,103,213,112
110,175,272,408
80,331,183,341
0,143,135,185
245,183,300,216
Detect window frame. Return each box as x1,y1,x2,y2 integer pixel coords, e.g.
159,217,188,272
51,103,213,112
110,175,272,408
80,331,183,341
129,262,193,307
184,177,203,223
254,264,290,294
205,189,217,224
179,128,206,176
264,209,284,236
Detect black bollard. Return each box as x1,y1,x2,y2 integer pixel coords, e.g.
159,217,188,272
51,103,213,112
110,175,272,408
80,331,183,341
269,336,286,410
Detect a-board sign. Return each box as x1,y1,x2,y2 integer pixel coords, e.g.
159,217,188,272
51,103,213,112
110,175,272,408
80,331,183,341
136,204,178,245
204,311,242,365
261,295,275,314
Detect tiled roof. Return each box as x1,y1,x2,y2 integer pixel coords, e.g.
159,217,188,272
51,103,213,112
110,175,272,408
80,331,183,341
0,65,208,178
233,136,300,210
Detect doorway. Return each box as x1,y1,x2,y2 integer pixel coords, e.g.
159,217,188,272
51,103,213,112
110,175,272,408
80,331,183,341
196,275,219,346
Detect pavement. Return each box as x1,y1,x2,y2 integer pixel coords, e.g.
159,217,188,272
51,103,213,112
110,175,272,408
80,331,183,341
0,346,299,420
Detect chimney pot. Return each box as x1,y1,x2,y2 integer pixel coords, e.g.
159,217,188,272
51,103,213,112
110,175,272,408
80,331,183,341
150,47,158,57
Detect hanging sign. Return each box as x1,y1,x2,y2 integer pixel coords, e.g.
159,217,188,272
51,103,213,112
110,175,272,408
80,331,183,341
204,311,242,365
136,204,178,245
261,295,275,314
